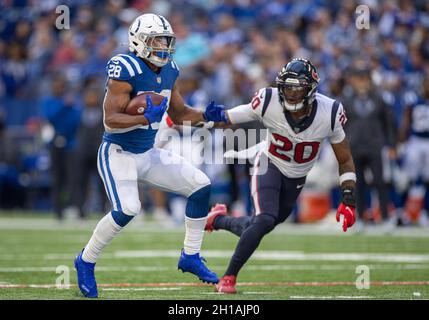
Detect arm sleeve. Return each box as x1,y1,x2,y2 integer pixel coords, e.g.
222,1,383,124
329,102,347,144
226,87,269,124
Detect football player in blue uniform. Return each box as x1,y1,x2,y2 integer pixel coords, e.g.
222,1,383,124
74,13,224,298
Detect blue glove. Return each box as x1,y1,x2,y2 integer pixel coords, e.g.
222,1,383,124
203,101,228,123
144,95,168,124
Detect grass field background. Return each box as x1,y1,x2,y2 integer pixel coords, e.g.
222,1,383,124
0,211,428,300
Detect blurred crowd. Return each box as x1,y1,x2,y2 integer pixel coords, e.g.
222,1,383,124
1,0,429,228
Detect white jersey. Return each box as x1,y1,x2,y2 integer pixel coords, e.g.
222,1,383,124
227,88,346,178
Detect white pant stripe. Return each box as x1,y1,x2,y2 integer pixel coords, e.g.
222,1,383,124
251,151,262,215
97,144,112,205
99,142,118,211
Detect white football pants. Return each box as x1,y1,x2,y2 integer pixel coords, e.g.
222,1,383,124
97,141,211,216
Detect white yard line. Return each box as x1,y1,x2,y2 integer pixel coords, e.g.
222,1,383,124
289,295,375,299
0,266,170,272
242,291,277,295
1,281,429,289
0,264,428,273
1,217,429,237
2,250,429,263
102,287,181,291
201,292,275,295
103,250,429,263
246,264,429,270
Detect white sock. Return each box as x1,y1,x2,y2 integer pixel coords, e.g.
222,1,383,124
183,216,207,255
82,213,123,263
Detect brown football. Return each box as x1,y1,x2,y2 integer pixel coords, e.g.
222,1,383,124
124,91,165,115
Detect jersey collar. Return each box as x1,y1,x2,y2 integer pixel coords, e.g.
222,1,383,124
283,99,318,134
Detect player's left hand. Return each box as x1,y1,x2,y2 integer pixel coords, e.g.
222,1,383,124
203,101,228,123
336,203,355,232
144,95,168,124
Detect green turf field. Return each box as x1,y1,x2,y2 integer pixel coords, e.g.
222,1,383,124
0,212,428,300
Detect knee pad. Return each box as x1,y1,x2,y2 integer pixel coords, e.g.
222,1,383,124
119,191,141,216
183,167,211,195
186,184,211,218
276,215,288,224
276,206,294,224
253,213,277,234
111,210,134,227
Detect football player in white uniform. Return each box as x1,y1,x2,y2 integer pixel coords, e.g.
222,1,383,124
201,58,357,293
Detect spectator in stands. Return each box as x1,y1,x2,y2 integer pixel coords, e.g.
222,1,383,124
1,41,29,98
40,75,81,220
0,110,25,208
70,86,106,219
341,60,397,230
1,0,429,225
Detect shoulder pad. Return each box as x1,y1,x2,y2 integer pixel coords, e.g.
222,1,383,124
331,100,347,130
106,54,143,80
169,60,180,73
250,87,272,118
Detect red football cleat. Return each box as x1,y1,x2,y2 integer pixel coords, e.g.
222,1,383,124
205,203,227,232
215,275,237,294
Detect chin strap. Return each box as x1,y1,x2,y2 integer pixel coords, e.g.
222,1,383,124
284,104,312,118
284,102,304,112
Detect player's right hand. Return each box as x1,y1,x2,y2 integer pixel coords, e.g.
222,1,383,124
144,95,168,124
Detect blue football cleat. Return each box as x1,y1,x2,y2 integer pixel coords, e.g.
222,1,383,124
177,249,219,284
74,250,98,298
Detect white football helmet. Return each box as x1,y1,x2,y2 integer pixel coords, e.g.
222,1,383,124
128,13,176,67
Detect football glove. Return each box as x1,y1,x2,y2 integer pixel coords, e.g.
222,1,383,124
203,101,228,123
144,95,168,124
336,188,356,232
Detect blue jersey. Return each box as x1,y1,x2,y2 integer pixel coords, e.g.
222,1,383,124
410,98,429,138
102,51,180,153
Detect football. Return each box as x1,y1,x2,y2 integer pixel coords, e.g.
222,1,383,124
124,91,165,115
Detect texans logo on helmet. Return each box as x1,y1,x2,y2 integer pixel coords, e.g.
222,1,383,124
311,70,319,82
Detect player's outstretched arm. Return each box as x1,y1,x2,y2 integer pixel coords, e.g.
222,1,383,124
168,83,207,125
331,138,357,232
224,88,266,125
103,79,150,129
168,83,229,127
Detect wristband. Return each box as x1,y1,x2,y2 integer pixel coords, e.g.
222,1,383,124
339,172,356,185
